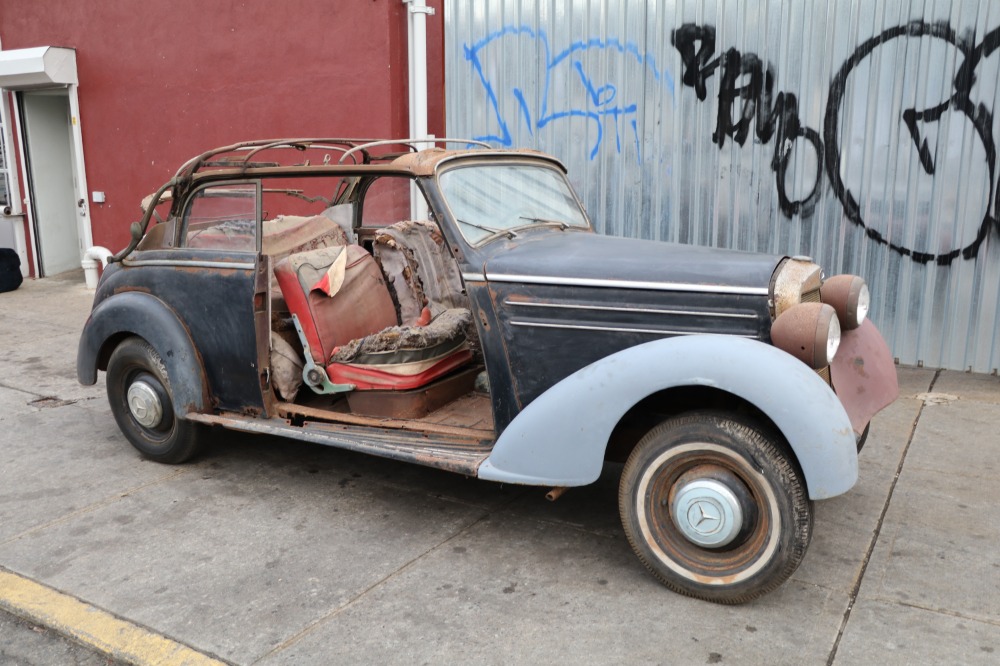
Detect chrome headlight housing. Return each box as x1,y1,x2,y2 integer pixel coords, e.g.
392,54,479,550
820,274,869,330
770,302,842,369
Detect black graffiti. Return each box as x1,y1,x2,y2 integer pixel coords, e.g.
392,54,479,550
825,21,999,265
674,20,1000,265
672,24,824,218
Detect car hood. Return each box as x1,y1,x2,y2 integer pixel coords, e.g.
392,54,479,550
481,230,783,294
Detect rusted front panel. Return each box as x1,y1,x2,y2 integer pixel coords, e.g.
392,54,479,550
830,320,899,435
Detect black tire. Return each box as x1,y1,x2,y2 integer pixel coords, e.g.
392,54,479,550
106,337,205,463
619,411,813,604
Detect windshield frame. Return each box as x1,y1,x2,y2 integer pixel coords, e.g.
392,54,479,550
434,158,592,248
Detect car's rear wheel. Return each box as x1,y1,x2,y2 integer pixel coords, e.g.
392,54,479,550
106,337,205,463
619,411,813,604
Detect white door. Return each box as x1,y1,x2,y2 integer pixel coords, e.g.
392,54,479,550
21,90,81,276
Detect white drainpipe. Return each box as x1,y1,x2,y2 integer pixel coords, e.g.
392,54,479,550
403,0,435,221
81,245,112,289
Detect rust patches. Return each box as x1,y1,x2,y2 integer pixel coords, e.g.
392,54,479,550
173,265,241,277
770,302,837,368
851,356,869,379
545,486,569,501
831,320,899,433
771,257,822,317
274,400,493,439
390,147,557,176
113,286,152,295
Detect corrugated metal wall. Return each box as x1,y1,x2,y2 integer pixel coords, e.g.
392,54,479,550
445,0,1000,374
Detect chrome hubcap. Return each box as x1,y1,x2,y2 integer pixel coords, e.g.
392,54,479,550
672,478,744,548
127,380,163,428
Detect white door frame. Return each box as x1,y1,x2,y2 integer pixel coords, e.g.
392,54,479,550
0,46,91,278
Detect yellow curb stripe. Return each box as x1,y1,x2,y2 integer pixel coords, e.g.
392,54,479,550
0,570,227,666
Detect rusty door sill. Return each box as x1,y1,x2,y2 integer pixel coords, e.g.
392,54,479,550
275,401,494,440
187,412,494,476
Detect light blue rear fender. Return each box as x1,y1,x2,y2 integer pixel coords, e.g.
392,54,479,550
478,335,857,500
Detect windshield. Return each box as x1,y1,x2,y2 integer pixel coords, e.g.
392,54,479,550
438,163,590,245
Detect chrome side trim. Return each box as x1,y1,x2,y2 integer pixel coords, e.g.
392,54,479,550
509,320,758,338
485,273,769,295
503,299,758,319
122,259,256,270
461,272,487,282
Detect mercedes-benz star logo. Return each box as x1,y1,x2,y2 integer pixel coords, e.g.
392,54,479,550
688,501,721,533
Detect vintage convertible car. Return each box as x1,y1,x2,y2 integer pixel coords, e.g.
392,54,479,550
78,139,898,603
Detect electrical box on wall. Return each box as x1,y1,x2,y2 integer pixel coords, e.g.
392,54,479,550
91,191,105,203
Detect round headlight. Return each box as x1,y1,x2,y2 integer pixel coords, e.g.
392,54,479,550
770,302,841,369
855,282,870,325
826,313,842,365
820,275,869,330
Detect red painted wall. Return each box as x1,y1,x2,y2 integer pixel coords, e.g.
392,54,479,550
0,0,446,255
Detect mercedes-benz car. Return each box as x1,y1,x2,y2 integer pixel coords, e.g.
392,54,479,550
78,138,898,603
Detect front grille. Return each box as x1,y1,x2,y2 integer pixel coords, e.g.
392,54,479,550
816,365,831,385
801,287,821,304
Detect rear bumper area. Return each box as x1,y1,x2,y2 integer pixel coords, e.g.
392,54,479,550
830,319,899,436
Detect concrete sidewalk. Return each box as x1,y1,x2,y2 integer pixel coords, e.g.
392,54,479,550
1,273,998,665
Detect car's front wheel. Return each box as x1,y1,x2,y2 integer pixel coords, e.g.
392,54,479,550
619,411,812,604
106,337,205,463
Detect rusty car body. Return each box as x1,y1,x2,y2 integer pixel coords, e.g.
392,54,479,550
78,139,899,603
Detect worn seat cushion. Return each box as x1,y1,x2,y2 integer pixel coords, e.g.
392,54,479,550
330,308,471,365
326,308,473,391
275,246,472,393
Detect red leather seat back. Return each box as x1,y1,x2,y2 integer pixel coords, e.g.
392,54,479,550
274,245,397,365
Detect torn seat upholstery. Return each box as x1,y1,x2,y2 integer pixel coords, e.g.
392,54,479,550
266,216,351,402
329,308,472,389
373,220,467,324
274,244,472,392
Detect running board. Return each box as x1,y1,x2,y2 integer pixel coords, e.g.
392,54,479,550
187,412,494,476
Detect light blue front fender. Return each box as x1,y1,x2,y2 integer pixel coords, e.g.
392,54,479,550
478,335,857,500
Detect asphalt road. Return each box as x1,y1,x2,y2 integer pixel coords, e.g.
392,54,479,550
1,609,120,666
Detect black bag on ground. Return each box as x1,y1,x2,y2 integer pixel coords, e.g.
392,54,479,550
0,248,23,293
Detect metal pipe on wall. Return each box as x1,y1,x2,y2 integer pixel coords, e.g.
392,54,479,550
404,0,435,221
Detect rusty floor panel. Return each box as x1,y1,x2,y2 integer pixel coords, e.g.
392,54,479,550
416,393,493,430
274,396,494,440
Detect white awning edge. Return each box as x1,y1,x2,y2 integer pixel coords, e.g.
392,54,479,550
0,47,77,89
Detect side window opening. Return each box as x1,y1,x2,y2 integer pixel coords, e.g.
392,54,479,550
182,182,258,252
136,189,178,250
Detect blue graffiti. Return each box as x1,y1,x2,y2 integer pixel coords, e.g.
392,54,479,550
464,26,674,161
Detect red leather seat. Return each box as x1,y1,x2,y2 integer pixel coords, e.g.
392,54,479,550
274,245,398,364
327,308,473,390
274,244,471,392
